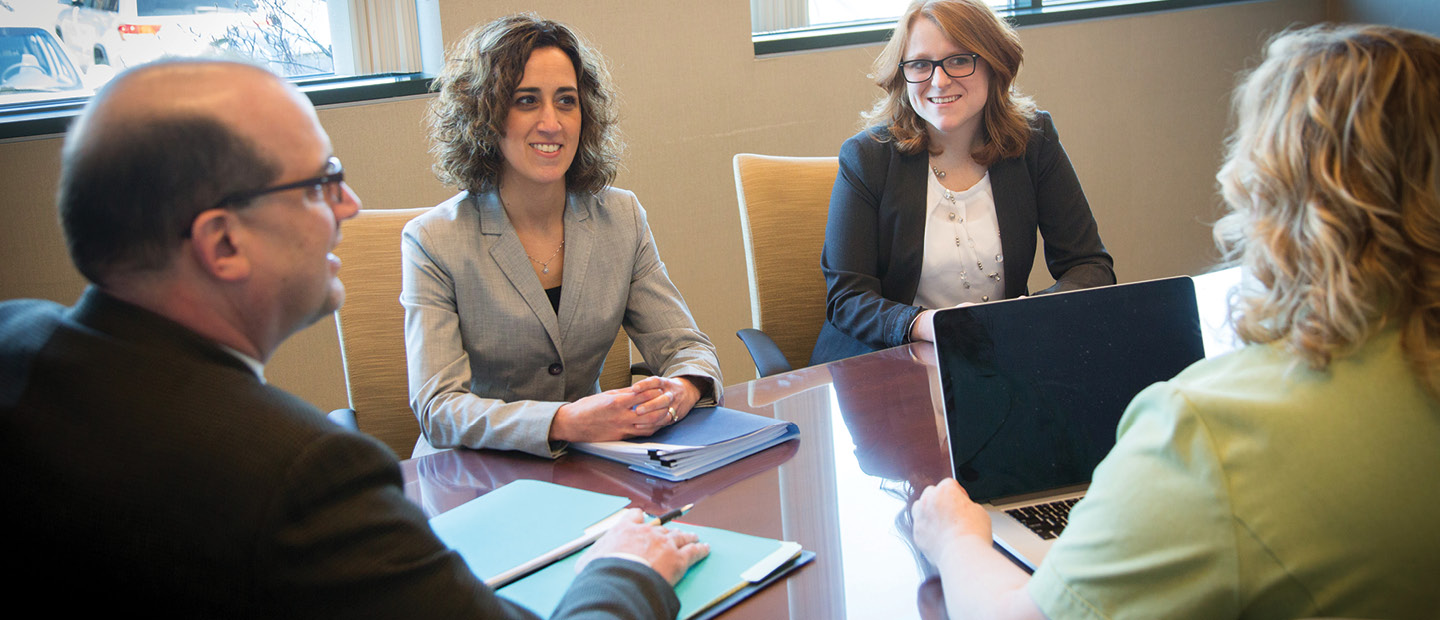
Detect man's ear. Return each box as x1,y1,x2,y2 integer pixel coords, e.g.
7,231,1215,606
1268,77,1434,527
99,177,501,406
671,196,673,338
188,209,251,282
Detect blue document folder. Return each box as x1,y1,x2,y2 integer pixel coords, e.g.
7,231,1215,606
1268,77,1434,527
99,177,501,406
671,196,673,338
572,406,800,481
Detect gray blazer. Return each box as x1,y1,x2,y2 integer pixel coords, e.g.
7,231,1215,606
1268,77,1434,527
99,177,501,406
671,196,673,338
401,188,722,458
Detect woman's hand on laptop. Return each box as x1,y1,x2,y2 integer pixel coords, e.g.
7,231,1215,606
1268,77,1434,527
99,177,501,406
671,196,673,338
910,301,980,343
912,479,1046,620
912,478,992,564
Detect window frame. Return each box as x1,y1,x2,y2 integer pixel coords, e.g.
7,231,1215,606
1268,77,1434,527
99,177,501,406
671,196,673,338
754,0,1255,56
0,73,433,141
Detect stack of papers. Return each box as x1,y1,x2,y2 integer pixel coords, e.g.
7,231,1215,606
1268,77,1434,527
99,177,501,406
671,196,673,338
572,406,800,481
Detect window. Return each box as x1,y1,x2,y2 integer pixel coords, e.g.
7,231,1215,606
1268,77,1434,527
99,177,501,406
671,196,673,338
752,0,1250,55
1,0,440,140
753,0,1005,32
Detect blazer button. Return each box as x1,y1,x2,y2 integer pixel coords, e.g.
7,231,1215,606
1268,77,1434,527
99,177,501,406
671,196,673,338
548,363,563,376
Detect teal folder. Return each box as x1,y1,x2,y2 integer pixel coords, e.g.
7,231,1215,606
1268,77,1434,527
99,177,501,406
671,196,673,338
428,479,630,585
497,523,807,619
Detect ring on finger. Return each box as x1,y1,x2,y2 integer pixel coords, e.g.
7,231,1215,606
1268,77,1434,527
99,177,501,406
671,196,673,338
667,406,678,423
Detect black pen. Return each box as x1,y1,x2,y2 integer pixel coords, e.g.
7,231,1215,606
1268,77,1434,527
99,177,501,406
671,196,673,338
648,503,694,526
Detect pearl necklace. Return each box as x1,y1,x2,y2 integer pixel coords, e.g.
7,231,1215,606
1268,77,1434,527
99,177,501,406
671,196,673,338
931,163,1002,301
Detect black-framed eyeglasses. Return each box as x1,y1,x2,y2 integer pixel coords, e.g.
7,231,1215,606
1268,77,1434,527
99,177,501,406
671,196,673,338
899,53,980,83
214,156,346,209
184,157,345,239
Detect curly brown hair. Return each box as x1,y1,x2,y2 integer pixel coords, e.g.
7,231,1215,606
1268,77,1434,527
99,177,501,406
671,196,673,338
427,13,622,195
863,0,1034,166
1214,24,1440,395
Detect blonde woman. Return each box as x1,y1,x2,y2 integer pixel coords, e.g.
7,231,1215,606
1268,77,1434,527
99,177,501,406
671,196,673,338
912,24,1440,619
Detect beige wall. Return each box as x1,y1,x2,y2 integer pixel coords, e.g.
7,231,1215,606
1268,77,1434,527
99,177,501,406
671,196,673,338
0,0,1341,412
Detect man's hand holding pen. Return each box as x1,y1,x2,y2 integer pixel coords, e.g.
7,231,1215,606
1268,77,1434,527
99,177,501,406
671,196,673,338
578,506,709,585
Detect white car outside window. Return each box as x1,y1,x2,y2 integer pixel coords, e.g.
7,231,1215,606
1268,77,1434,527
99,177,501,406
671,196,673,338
0,26,99,106
54,0,255,69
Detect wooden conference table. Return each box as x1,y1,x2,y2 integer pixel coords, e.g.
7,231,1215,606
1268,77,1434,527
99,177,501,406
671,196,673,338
400,270,1242,619
402,342,954,619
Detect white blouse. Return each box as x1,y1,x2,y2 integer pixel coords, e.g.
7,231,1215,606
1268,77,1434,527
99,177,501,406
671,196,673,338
913,170,1004,309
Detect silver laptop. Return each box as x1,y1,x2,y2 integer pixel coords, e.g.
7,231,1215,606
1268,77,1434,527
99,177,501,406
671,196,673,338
933,277,1205,571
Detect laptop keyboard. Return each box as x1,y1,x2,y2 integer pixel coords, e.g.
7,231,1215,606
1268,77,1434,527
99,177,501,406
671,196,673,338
1005,497,1079,540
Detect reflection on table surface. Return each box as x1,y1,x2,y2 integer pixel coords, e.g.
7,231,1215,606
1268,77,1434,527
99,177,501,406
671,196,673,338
402,272,1244,619
402,342,954,620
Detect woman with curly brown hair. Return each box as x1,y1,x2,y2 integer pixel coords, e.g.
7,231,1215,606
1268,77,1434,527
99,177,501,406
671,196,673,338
911,23,1440,619
811,0,1115,365
401,14,721,458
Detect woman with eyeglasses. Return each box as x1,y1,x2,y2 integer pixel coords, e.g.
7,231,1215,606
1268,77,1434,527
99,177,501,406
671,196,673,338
401,14,722,458
810,0,1114,365
910,24,1440,619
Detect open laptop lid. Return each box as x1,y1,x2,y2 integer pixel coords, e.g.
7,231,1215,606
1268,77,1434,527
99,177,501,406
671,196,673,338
933,277,1205,504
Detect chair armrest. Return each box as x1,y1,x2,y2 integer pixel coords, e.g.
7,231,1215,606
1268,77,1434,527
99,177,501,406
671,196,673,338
736,328,793,378
327,407,359,431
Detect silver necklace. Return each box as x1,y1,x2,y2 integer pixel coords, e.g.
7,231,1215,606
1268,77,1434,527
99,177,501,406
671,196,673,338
499,191,566,275
932,164,1002,300
527,239,565,274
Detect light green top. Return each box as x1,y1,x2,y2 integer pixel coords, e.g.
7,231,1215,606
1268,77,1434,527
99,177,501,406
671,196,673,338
1029,329,1440,619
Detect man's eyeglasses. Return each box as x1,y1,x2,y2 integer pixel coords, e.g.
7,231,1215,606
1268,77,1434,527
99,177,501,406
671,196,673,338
184,157,345,239
214,156,346,209
899,53,981,84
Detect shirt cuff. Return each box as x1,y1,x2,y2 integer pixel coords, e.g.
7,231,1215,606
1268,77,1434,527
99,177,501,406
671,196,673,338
591,551,653,571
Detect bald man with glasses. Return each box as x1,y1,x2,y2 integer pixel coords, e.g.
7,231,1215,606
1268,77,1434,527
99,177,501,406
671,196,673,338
0,60,705,618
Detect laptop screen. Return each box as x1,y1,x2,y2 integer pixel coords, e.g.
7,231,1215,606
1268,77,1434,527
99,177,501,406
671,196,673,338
933,277,1205,504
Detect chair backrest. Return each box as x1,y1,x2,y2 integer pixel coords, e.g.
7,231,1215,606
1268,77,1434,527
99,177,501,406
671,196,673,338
598,329,633,392
333,207,637,458
733,154,839,372
333,207,431,458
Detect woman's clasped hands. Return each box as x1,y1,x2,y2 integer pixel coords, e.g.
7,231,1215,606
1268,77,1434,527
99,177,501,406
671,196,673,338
549,375,704,443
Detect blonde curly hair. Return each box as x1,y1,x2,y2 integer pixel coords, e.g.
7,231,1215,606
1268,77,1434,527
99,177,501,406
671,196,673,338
1214,24,1440,395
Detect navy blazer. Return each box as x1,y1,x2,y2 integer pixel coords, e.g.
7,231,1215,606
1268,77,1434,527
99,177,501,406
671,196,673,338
812,111,1115,365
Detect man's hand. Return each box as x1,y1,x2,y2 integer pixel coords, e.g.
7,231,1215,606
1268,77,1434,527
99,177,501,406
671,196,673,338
577,509,710,585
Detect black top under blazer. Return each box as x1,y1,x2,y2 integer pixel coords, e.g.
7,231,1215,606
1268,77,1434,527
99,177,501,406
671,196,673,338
1,289,678,619
812,111,1115,365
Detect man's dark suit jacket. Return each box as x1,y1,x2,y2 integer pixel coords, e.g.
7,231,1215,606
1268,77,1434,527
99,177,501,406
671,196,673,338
811,111,1116,365
0,288,678,619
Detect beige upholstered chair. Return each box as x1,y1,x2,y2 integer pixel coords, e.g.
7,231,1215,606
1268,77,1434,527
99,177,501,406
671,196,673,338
332,207,431,458
732,154,839,377
332,207,638,458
